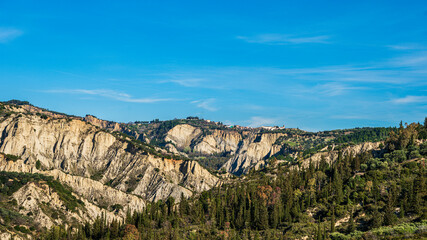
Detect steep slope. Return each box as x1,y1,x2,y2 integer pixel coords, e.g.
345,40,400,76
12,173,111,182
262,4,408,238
0,154,147,215
221,132,285,175
52,119,427,240
4,102,393,179
163,124,286,174
0,104,219,203
76,110,394,176
126,120,393,175
165,124,202,149
193,129,243,155
84,114,122,132
0,169,128,239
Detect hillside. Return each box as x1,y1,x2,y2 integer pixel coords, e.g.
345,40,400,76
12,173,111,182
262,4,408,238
83,111,395,175
42,118,427,239
4,100,394,176
0,101,219,239
0,100,425,239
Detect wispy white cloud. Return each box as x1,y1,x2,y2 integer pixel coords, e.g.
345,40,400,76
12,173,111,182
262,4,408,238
155,54,427,92
320,83,366,96
247,116,278,128
293,82,367,97
237,34,330,45
242,104,265,111
191,98,218,111
387,43,426,50
391,51,427,67
0,28,23,43
391,96,427,104
161,78,204,87
150,50,427,97
330,115,372,120
46,89,176,103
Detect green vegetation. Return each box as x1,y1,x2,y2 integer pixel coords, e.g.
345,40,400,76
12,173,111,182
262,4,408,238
269,127,395,162
0,172,84,212
5,99,31,106
1,99,80,119
110,204,123,212
46,178,84,212
333,127,393,144
0,102,425,239
124,117,229,147
35,160,42,170
330,220,427,239
0,172,85,238
110,130,190,162
90,170,104,181
40,120,427,239
4,153,20,162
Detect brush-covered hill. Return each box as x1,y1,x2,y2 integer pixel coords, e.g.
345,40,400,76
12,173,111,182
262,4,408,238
0,101,219,239
48,118,427,240
0,100,425,239
83,111,395,176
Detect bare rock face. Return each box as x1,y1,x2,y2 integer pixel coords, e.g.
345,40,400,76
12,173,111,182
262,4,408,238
0,110,219,205
165,125,243,155
0,232,25,240
164,124,287,175
193,129,242,155
165,143,183,156
165,124,202,149
221,133,285,175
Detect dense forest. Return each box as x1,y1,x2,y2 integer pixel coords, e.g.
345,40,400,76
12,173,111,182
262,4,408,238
39,120,427,239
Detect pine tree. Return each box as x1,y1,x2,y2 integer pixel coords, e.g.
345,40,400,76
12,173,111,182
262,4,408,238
330,205,335,233
348,208,355,233
384,195,396,226
332,168,343,204
258,202,269,230
269,204,279,229
316,219,322,240
236,204,245,230
399,201,405,218
372,208,382,228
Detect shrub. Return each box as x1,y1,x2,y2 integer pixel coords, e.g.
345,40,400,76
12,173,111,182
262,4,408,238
5,154,19,162
384,150,406,163
51,212,59,219
111,204,124,212
35,160,41,170
409,150,421,159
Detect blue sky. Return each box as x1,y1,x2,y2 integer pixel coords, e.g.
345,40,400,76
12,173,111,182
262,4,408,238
0,1,426,131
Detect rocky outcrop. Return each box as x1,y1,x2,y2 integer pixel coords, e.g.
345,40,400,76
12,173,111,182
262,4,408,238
0,154,144,221
162,122,383,176
193,129,242,155
163,124,287,175
10,180,130,231
0,110,219,204
165,124,202,149
48,169,146,213
165,125,243,155
221,133,285,175
19,104,80,120
84,115,122,132
0,232,25,240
